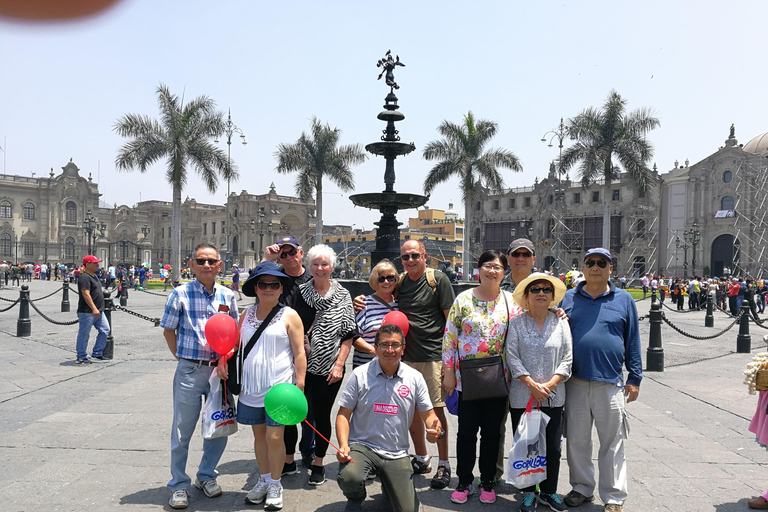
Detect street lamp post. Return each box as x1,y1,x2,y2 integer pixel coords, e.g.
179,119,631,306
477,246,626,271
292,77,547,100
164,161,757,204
541,117,568,277
215,110,246,273
687,222,701,276
251,211,274,260
138,224,150,267
84,209,97,256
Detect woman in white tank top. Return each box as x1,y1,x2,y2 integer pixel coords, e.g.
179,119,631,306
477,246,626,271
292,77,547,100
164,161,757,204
217,262,305,509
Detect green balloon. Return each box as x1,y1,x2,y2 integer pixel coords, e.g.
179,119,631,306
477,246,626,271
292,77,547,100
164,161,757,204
264,383,308,425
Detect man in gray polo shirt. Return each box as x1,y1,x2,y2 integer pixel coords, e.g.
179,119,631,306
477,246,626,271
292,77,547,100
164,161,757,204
336,324,443,512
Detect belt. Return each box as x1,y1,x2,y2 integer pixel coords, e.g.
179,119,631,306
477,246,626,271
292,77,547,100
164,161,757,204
181,357,219,367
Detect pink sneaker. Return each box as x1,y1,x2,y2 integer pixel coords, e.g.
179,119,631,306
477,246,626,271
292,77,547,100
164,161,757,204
450,483,474,504
479,483,496,504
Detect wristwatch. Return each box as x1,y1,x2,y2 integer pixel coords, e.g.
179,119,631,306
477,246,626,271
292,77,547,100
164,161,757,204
437,426,445,439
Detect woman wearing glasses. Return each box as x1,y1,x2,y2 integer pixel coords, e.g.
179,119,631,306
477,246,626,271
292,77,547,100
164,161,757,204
506,272,572,512
353,259,399,369
443,250,518,505
292,244,359,486
216,261,306,510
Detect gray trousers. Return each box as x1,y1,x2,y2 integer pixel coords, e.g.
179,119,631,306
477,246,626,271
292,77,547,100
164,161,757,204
337,443,419,512
565,378,629,505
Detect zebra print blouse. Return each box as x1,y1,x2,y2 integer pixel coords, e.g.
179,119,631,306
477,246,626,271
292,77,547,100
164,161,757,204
297,279,358,376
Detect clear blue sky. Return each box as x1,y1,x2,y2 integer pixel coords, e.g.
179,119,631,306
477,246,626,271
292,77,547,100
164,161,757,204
1,0,766,232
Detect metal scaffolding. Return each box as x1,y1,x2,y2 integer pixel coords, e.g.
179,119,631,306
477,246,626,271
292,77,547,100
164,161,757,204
732,159,768,279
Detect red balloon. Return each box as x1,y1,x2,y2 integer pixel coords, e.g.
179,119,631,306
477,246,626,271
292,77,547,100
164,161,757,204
205,314,239,355
381,311,409,338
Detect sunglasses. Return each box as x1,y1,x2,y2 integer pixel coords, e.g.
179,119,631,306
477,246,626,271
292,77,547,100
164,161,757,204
280,248,298,259
510,251,532,258
377,275,397,283
400,253,422,261
377,342,403,350
585,259,609,268
529,286,554,294
194,258,219,266
257,281,282,290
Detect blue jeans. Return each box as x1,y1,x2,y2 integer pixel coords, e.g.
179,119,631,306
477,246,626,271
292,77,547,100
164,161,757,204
169,359,228,491
76,312,110,360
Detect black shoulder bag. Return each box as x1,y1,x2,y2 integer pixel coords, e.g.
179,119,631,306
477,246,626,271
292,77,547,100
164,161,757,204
226,304,283,395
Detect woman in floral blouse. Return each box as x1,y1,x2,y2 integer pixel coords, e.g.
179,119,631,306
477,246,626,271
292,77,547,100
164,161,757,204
443,249,519,505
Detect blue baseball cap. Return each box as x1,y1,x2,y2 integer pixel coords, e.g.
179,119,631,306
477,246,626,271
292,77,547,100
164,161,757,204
584,248,612,263
277,235,300,248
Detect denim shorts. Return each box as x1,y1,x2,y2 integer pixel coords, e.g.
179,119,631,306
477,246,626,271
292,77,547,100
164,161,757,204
237,401,282,427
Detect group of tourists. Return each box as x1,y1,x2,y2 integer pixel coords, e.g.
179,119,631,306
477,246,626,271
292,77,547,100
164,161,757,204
153,232,641,512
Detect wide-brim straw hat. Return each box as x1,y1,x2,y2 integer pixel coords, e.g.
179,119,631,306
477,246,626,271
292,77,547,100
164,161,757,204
512,272,567,310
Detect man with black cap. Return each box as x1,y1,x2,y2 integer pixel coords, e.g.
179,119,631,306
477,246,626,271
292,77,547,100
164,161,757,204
262,235,316,471
501,238,537,293
262,235,312,307
75,255,111,364
559,247,642,512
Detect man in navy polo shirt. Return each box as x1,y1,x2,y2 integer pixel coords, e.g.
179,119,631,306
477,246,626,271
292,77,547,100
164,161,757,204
336,324,443,512
559,248,641,512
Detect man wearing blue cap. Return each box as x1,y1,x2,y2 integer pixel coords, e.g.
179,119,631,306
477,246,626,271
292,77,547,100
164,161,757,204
559,248,641,512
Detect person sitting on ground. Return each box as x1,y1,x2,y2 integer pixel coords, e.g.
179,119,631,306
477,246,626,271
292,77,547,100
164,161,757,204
336,324,443,512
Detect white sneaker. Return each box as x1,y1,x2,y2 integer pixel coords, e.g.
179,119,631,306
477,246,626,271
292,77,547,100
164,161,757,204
264,484,283,510
169,489,188,509
245,479,269,505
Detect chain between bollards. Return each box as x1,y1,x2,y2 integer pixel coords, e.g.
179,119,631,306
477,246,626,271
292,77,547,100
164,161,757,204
17,285,31,337
737,302,752,353
647,289,664,371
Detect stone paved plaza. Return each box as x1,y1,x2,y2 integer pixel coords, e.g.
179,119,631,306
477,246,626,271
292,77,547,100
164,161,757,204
1,279,768,511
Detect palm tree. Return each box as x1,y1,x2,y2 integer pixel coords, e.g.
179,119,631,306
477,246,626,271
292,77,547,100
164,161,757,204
113,84,233,284
559,90,660,250
275,117,367,245
423,111,522,281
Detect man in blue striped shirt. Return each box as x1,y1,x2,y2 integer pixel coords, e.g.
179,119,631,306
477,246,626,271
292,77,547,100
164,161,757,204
161,243,239,509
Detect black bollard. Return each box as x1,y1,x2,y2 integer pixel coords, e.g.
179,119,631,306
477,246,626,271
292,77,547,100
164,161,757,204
120,280,128,307
737,302,752,353
651,288,657,305
17,285,31,337
60,281,70,312
705,293,714,327
103,292,115,359
646,296,664,371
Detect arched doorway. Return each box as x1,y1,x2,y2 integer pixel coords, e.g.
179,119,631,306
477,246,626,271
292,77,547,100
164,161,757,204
232,235,239,264
543,255,555,272
711,234,739,277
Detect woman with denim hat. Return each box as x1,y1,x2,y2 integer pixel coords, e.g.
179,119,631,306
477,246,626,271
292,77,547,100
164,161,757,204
507,272,572,512
217,261,306,510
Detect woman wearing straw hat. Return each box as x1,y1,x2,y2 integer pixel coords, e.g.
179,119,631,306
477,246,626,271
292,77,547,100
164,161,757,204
507,272,572,512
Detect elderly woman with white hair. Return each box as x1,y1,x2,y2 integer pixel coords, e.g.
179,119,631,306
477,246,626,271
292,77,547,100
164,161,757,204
506,272,572,512
291,244,359,486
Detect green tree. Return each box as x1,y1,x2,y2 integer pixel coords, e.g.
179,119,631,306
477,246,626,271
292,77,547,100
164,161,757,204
113,84,233,284
423,111,522,280
275,117,367,245
559,90,660,249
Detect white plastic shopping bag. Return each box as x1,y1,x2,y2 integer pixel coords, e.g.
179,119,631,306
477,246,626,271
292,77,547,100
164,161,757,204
506,396,550,488
202,372,237,439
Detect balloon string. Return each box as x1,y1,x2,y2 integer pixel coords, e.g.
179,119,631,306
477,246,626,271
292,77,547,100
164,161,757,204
302,419,353,463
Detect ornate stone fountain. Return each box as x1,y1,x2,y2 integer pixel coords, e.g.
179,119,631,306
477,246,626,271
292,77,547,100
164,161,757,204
350,51,428,267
